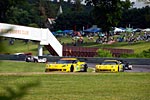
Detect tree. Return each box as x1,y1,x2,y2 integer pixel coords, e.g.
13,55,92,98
6,7,31,26
85,0,131,40
72,0,83,12
120,6,150,28
54,11,93,31
0,0,27,22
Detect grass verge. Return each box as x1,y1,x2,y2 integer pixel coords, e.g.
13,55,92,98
0,60,45,72
0,60,149,100
0,73,149,100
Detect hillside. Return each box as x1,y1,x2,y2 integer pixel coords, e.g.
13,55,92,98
1,36,150,57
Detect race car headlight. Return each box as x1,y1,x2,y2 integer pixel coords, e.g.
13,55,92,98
96,66,99,68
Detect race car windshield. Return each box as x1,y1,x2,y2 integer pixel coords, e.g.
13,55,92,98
57,60,77,64
101,62,117,65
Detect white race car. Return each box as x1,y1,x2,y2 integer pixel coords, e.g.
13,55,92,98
25,55,47,63
118,60,132,70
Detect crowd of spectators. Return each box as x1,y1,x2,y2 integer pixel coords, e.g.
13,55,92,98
116,32,150,43
70,30,150,45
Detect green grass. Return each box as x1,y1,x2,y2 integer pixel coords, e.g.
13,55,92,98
0,60,150,100
0,60,45,72
0,39,50,55
1,39,39,55
112,41,150,53
0,73,149,100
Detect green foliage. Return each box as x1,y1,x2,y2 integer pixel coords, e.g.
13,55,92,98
88,0,131,32
0,0,27,22
0,81,39,100
97,49,112,57
55,11,93,30
121,6,150,28
120,53,142,58
120,49,150,58
6,7,31,26
141,49,150,58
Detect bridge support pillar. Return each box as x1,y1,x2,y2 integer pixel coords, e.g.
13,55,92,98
38,45,43,56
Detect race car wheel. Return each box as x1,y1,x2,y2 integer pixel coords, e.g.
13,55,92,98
70,65,74,72
121,68,124,72
34,59,38,63
128,68,132,70
84,64,88,72
45,69,49,72
122,67,125,72
118,67,119,72
25,59,29,62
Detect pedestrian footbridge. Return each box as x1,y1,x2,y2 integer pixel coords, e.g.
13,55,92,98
0,23,62,56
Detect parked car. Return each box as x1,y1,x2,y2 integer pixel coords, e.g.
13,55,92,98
25,55,47,63
45,58,88,72
95,60,124,72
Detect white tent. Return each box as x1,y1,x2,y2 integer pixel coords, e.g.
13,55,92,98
142,28,150,32
114,27,125,33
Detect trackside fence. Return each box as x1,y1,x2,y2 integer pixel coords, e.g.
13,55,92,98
63,46,134,57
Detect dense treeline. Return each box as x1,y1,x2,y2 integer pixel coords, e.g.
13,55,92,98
0,0,150,31
120,6,150,28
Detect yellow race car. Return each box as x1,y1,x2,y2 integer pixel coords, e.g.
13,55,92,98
95,60,124,72
45,58,88,72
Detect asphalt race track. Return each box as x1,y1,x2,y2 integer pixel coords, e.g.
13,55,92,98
88,63,150,72
125,65,150,72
